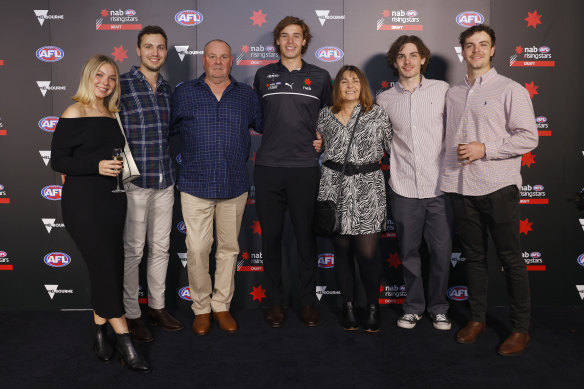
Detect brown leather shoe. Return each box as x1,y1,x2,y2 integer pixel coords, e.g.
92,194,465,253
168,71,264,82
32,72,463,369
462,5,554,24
301,305,319,327
148,308,184,331
127,317,154,343
497,332,530,356
456,321,486,344
213,311,238,333
192,313,211,336
266,306,285,328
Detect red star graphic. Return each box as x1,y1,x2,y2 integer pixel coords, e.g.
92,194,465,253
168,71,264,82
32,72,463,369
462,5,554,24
250,285,267,301
100,9,109,18
525,10,542,29
242,45,249,53
382,9,390,18
381,80,390,89
111,45,128,63
522,152,536,167
515,46,523,54
386,252,401,268
304,78,312,86
379,284,384,293
266,83,270,87
520,218,533,235
250,9,267,27
251,220,262,235
241,251,250,260
524,81,539,99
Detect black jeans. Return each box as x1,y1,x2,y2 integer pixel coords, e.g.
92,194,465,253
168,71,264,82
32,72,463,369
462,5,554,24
449,185,530,332
254,165,320,306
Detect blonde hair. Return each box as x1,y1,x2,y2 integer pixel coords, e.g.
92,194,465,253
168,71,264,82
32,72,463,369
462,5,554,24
72,54,120,113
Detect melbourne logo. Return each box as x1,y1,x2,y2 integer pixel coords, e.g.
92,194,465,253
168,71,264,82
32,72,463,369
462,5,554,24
510,45,555,67
42,218,65,233
45,284,73,300
39,116,59,133
236,44,279,66
377,9,423,31
456,11,484,27
34,10,64,26
177,221,187,234
174,46,203,62
96,8,141,30
447,286,468,301
41,185,62,200
316,286,341,301
178,286,191,300
318,253,334,268
39,151,51,166
315,46,344,63
451,252,466,268
36,81,66,97
36,46,64,62
519,184,548,205
175,10,203,26
315,10,345,26
44,252,71,268
577,285,584,300
177,252,187,268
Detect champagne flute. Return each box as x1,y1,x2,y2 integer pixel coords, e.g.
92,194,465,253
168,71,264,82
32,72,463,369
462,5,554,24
112,147,125,193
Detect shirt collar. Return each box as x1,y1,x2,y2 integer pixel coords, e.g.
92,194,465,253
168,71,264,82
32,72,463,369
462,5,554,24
130,65,165,87
196,73,239,89
465,67,497,87
396,75,425,93
276,59,306,72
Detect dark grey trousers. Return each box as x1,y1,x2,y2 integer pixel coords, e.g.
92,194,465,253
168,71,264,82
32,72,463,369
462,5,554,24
390,190,453,315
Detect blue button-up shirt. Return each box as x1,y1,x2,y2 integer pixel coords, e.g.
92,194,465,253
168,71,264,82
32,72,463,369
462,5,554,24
119,66,175,189
171,73,262,199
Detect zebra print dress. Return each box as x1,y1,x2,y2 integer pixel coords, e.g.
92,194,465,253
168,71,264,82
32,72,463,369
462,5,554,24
317,104,393,235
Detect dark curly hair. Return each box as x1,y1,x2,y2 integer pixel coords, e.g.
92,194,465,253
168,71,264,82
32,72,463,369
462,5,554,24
386,35,430,77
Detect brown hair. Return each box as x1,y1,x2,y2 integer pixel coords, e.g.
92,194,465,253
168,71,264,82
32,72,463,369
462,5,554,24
137,25,168,48
272,16,312,55
386,35,431,76
331,65,373,114
459,24,496,60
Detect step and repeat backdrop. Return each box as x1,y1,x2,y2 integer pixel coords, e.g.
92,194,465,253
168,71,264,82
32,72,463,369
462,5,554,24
0,0,583,312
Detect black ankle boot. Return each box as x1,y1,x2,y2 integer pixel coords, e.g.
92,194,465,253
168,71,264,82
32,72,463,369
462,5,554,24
94,323,114,362
342,302,359,330
116,333,151,373
363,304,380,332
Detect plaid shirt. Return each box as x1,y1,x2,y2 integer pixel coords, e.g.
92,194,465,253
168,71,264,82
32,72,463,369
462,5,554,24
171,73,262,199
119,66,175,189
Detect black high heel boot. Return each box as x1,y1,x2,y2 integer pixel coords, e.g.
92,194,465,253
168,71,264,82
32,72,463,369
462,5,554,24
342,302,360,330
94,323,114,362
116,333,151,373
363,304,380,333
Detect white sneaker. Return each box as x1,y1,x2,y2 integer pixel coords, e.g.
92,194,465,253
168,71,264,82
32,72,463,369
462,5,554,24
397,313,422,329
430,313,452,331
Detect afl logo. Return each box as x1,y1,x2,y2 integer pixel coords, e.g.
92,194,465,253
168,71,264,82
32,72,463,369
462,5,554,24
39,116,59,133
406,10,418,17
41,185,62,200
0,251,7,258
177,221,187,234
539,46,551,53
530,252,542,259
456,11,484,27
577,254,584,267
176,153,182,165
535,116,547,124
125,9,136,16
178,286,191,300
44,252,71,267
447,286,469,301
175,10,203,26
318,253,334,268
315,46,344,63
533,185,544,191
36,46,64,62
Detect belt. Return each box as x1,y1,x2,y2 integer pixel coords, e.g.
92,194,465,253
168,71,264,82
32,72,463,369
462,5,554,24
323,160,381,176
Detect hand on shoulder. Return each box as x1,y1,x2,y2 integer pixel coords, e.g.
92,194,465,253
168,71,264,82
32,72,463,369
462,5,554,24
61,102,84,118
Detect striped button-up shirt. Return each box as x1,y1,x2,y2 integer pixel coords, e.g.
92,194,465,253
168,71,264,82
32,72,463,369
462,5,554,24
377,77,449,199
439,68,538,196
119,66,175,189
171,74,262,199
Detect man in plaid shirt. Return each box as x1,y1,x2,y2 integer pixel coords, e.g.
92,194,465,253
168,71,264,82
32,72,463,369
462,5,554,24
119,26,183,342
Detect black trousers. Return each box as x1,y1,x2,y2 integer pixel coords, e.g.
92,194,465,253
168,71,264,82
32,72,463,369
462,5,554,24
449,185,530,332
254,166,320,306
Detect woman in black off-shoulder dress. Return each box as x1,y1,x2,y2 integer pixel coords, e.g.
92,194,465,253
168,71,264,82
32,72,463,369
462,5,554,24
51,54,149,373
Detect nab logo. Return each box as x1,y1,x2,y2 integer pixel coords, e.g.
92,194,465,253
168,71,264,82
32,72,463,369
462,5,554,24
41,185,62,200
577,254,584,267
535,116,547,124
177,221,187,234
44,252,71,267
178,286,191,300
175,10,203,26
533,185,544,191
315,46,344,63
318,253,334,268
456,11,484,27
406,10,418,17
36,46,64,62
125,9,136,16
539,46,551,53
39,116,59,133
447,286,468,301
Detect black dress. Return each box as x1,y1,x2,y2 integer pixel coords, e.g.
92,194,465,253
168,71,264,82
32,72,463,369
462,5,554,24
51,117,126,319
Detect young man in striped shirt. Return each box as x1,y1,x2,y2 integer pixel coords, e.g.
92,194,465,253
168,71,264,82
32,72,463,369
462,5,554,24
377,36,454,331
440,25,538,356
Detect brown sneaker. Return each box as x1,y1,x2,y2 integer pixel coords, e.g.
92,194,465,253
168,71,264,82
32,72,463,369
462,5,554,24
127,317,154,343
147,308,184,331
456,321,486,344
213,311,238,333
497,332,530,356
192,313,211,336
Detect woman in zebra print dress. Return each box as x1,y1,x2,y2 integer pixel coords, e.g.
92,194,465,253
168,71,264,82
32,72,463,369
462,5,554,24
316,65,392,332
